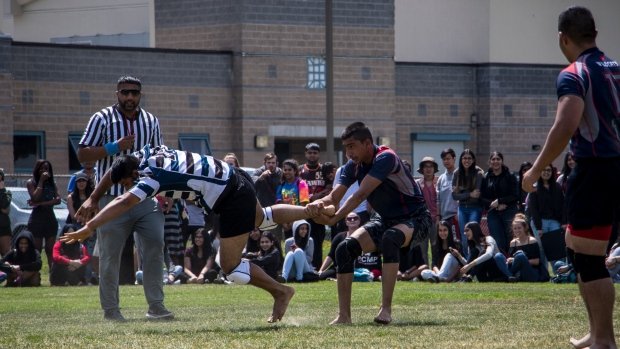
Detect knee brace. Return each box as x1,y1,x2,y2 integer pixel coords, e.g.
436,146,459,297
258,206,278,230
335,238,362,274
573,252,609,282
226,259,251,284
382,228,405,263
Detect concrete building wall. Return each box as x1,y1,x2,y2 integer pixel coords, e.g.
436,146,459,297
396,0,620,64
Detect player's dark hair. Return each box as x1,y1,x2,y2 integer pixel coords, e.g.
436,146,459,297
558,6,597,45
110,155,140,184
341,122,373,143
117,75,142,89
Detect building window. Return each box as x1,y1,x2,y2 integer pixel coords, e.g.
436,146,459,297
307,57,326,89
22,90,34,104
188,95,199,109
68,133,83,171
361,67,371,80
417,104,427,117
450,104,459,117
179,134,211,155
14,132,45,172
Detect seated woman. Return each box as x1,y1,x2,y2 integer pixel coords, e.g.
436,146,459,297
183,228,217,284
397,244,426,281
452,221,504,282
250,231,283,280
50,224,91,286
494,214,548,282
0,230,42,287
318,212,361,280
420,220,463,282
282,220,315,282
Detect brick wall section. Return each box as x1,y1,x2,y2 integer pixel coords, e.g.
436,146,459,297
7,41,234,174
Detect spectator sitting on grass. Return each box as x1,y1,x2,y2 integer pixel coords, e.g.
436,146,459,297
420,220,463,282
0,230,42,287
282,220,315,282
50,224,91,286
250,231,283,281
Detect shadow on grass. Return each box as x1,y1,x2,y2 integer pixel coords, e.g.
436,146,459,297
132,324,287,336
365,319,449,327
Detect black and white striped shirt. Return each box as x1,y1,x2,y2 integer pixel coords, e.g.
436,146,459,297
79,105,163,196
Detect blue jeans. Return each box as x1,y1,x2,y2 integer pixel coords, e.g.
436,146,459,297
282,249,314,281
458,205,482,259
494,251,540,281
486,205,518,253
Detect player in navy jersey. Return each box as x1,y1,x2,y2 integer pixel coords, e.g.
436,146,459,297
308,122,431,325
62,145,335,323
522,7,619,349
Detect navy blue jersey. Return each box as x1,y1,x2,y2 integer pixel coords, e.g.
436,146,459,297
557,47,620,158
337,145,426,220
128,145,232,213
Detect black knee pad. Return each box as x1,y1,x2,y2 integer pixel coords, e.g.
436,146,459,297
335,238,362,274
573,252,609,282
382,227,406,263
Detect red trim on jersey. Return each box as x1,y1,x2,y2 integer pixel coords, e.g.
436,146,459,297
568,224,612,241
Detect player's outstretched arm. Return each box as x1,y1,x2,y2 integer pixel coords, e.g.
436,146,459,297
62,192,141,243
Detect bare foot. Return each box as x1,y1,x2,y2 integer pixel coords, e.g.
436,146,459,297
373,307,392,325
570,333,592,349
329,314,352,325
267,285,295,323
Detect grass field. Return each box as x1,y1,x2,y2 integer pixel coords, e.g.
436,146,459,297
1,278,619,349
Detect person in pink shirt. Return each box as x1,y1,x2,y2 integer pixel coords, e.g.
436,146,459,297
415,157,439,265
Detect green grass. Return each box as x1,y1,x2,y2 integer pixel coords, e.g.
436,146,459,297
1,278,619,349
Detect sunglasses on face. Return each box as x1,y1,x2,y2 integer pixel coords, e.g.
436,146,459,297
346,217,359,222
118,89,141,96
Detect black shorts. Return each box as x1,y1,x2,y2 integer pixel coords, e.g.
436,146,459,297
362,206,431,253
566,156,620,238
214,171,258,239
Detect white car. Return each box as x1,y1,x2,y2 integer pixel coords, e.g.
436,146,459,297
7,187,69,236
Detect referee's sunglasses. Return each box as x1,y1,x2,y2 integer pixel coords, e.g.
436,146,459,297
118,89,141,96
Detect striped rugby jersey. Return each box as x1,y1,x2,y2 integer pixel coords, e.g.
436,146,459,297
129,145,232,214
79,105,162,196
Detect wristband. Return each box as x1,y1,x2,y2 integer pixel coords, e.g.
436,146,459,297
104,142,120,156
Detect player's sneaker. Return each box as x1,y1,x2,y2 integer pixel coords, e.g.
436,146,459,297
146,304,174,320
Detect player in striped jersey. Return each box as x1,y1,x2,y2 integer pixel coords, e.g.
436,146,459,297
63,145,335,323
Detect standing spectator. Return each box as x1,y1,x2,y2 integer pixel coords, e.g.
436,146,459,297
516,161,533,214
308,122,431,325
522,7,619,348
452,149,484,259
0,169,12,256
436,148,460,248
281,220,315,282
66,172,93,226
480,151,519,253
415,156,439,265
181,199,205,248
253,153,283,240
527,164,566,271
77,75,171,321
50,224,91,286
556,151,576,194
66,161,96,195
276,159,309,239
250,231,283,281
26,159,61,270
0,230,42,287
300,143,328,270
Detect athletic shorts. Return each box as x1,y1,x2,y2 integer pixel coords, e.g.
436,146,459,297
214,170,258,239
566,156,620,240
362,206,431,253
